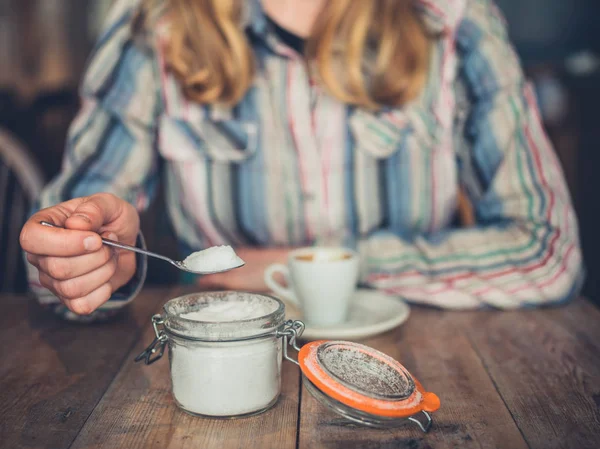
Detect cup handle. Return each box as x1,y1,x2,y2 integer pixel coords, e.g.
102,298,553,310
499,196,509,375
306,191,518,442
264,264,300,307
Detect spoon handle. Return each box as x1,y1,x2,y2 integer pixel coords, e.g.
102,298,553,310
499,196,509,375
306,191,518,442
39,221,176,266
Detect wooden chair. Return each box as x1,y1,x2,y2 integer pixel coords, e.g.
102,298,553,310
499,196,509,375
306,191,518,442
0,128,44,292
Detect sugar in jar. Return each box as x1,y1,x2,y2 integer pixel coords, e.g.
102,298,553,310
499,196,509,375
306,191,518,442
137,291,294,417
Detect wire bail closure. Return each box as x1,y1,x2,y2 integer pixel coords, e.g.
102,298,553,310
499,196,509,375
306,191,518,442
134,314,168,365
276,320,305,366
408,411,433,433
135,316,304,366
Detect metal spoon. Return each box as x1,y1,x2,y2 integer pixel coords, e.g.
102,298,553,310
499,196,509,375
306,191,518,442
40,221,245,275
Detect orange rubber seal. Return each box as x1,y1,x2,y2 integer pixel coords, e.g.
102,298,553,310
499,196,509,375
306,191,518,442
298,340,440,418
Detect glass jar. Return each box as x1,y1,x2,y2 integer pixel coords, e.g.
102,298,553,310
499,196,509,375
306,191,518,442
136,291,302,418
137,291,439,432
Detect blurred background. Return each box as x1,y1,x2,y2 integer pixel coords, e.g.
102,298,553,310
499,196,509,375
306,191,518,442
1,0,599,303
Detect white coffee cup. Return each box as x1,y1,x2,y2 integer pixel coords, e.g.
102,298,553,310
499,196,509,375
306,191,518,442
264,247,360,326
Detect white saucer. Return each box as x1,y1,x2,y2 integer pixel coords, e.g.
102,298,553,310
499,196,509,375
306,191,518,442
271,289,410,341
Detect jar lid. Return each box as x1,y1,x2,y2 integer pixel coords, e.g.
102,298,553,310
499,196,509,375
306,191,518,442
298,341,440,428
162,291,286,341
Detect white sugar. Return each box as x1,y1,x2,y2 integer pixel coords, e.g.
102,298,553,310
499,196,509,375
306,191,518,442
171,337,282,416
181,299,274,322
170,294,282,417
182,245,244,273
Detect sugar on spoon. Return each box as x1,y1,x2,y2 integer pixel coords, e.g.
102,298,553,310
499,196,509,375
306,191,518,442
40,221,245,275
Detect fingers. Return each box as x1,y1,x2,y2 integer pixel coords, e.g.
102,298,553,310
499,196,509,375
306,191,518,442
20,193,128,257
20,219,103,257
64,284,114,316
38,253,118,301
109,252,137,292
65,193,125,232
21,193,140,263
21,194,140,316
28,245,115,280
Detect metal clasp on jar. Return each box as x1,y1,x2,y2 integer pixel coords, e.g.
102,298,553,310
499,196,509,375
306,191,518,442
276,320,305,366
134,314,168,365
135,316,304,366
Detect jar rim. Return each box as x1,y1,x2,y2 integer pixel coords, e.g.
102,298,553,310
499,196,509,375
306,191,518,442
162,291,286,341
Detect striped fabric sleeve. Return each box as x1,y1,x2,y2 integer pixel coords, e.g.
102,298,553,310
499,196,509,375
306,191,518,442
359,0,584,309
26,0,162,320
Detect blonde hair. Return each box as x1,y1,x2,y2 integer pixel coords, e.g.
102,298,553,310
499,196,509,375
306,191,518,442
137,0,431,109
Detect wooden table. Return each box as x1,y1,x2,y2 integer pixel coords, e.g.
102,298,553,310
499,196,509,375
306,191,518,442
2,288,600,449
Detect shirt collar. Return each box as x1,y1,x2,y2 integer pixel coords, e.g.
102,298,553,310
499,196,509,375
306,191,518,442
415,0,466,34
242,0,269,39
242,0,302,57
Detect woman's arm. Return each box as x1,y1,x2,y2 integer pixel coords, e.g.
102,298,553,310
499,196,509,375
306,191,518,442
25,0,162,319
361,0,583,309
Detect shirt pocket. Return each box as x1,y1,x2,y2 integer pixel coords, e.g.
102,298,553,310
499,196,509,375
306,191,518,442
157,114,258,164
348,104,457,234
156,112,260,246
349,102,444,160
349,108,413,159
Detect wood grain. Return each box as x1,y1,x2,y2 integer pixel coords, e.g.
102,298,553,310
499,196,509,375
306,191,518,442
0,290,168,449
2,291,600,449
69,304,300,449
464,300,600,449
297,307,529,449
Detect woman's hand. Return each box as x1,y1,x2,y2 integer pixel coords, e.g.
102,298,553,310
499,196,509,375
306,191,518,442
20,193,140,315
197,247,291,292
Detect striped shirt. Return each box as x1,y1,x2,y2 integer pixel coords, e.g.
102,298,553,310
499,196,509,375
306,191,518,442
27,0,584,317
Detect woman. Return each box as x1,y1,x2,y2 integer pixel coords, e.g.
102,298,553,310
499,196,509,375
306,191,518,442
20,0,583,320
